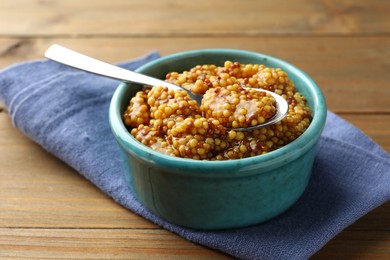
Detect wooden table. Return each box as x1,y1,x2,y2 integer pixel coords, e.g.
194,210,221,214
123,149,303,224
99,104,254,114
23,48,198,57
1,1,389,258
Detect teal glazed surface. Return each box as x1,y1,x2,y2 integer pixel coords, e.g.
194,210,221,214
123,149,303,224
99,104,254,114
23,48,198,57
109,49,327,230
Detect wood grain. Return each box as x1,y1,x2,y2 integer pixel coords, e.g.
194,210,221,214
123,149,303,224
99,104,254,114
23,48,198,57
313,230,390,259
1,36,389,113
1,227,389,259
0,228,230,259
1,0,389,36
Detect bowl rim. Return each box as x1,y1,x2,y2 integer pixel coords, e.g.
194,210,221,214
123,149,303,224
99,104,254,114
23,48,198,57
109,48,327,176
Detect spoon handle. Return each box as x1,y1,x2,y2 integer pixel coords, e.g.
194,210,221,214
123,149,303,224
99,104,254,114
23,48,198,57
44,44,182,91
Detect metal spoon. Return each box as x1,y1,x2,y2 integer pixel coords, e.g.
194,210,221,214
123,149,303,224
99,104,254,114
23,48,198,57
44,44,289,131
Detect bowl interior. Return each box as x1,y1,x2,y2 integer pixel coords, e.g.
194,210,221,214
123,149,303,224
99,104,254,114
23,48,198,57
110,49,327,174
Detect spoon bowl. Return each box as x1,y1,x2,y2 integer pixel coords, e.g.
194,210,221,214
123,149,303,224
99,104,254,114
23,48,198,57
44,44,288,130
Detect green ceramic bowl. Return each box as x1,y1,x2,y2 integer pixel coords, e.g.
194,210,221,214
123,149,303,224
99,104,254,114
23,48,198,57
109,49,327,230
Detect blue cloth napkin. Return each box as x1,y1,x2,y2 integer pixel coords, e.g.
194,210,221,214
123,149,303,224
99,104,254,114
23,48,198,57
1,53,389,260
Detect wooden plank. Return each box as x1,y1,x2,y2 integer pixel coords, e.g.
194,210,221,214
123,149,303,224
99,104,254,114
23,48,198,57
2,227,389,259
1,0,389,36
0,36,389,113
0,228,231,259
313,230,390,259
0,228,389,259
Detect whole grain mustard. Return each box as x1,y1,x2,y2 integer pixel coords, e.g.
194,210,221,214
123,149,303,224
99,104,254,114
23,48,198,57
123,61,311,160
